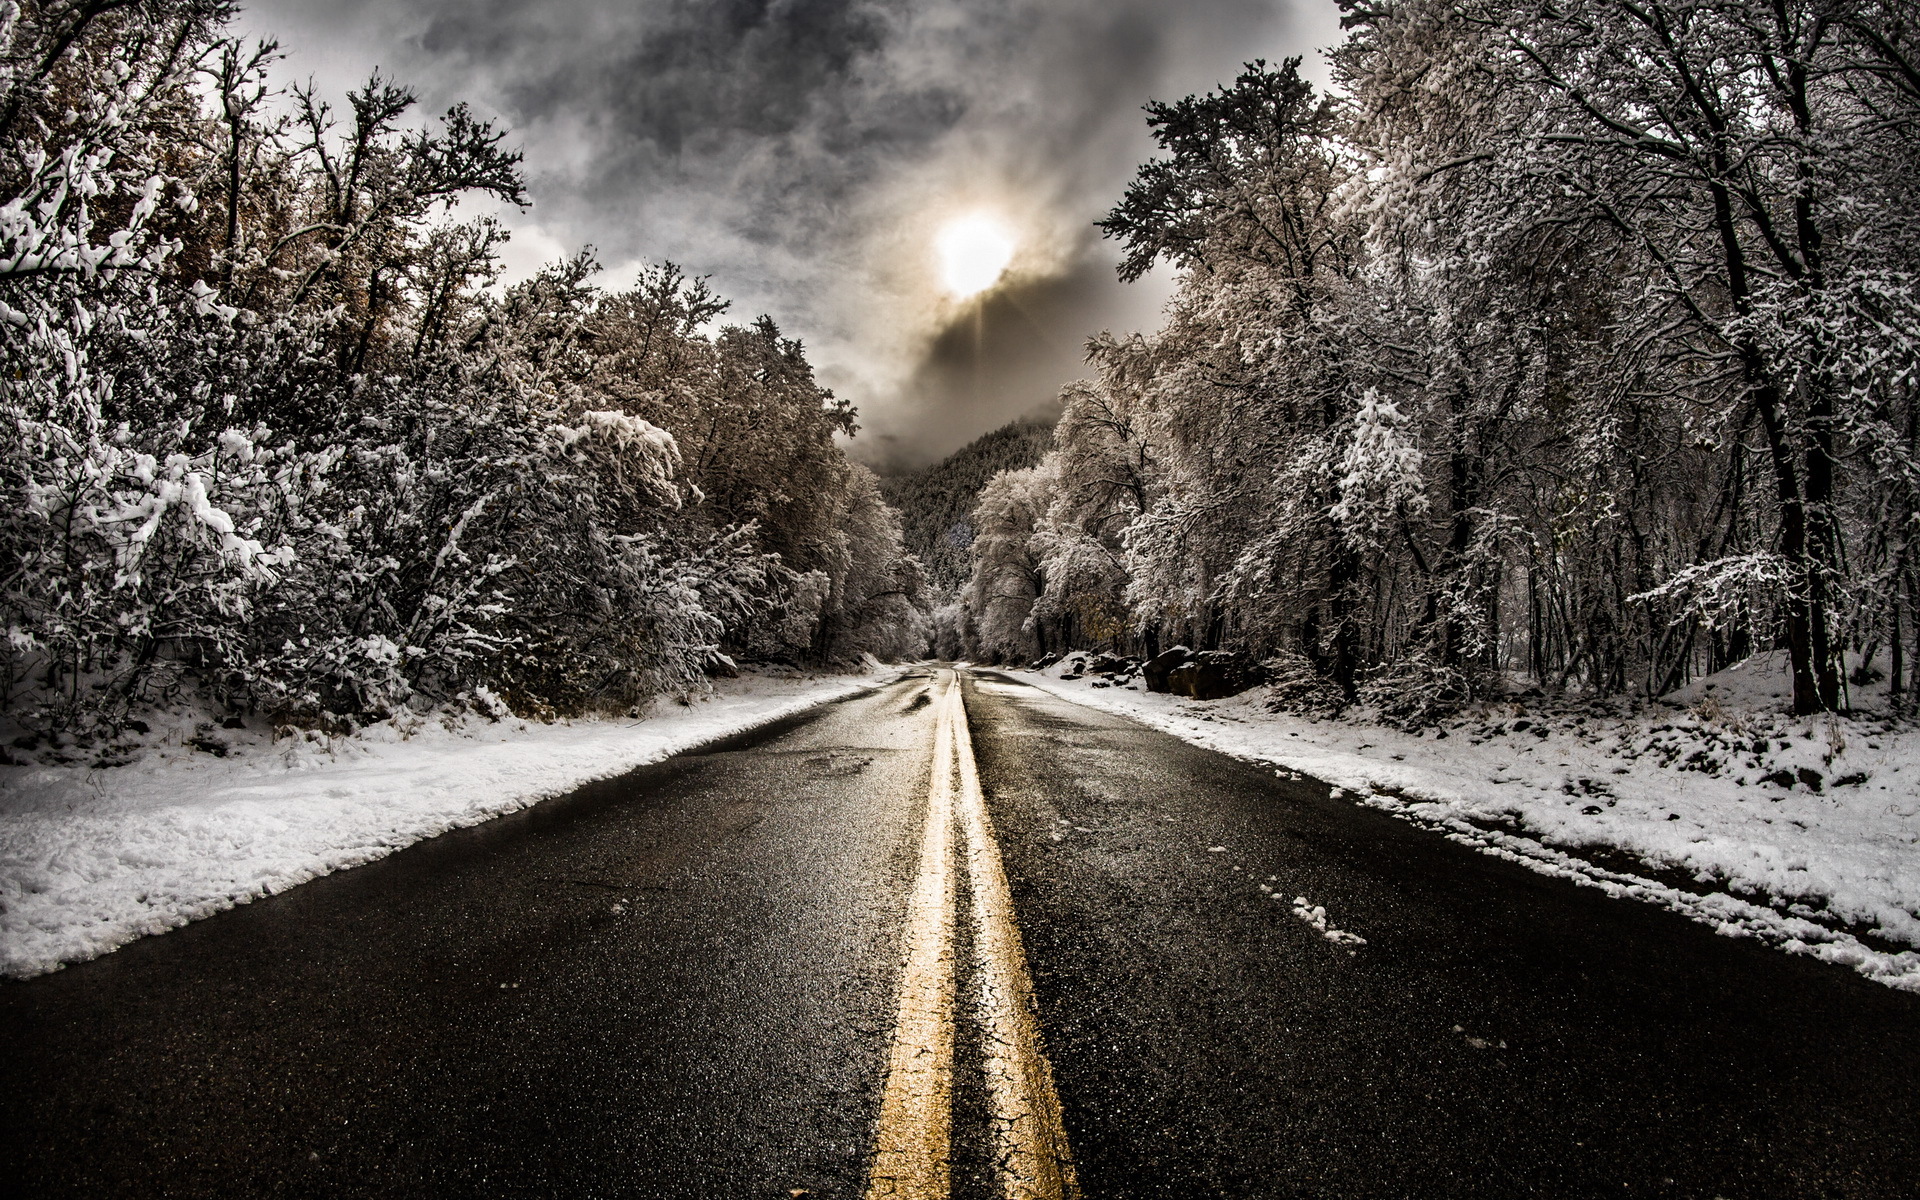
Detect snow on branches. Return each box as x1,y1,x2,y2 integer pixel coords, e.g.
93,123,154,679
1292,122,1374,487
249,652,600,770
953,13,1920,720
0,1,924,736
1330,390,1427,549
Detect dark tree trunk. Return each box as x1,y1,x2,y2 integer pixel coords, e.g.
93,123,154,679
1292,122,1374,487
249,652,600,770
1325,541,1362,702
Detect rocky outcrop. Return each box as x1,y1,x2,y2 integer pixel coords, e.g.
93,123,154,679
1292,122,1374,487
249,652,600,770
1142,646,1194,693
1166,650,1264,700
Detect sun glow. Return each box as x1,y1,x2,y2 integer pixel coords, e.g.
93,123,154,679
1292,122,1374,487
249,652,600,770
935,213,1016,299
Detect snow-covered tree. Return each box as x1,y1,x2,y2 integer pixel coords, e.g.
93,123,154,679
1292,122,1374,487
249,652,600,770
969,4,1920,720
0,0,925,736
963,459,1060,663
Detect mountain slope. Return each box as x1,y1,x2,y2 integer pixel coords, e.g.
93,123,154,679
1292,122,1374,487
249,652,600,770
880,415,1056,596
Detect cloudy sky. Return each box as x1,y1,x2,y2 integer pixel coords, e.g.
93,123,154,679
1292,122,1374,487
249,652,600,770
235,0,1343,468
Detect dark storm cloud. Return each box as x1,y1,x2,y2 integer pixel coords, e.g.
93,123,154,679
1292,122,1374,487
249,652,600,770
863,256,1128,471
413,0,960,219
236,0,1340,463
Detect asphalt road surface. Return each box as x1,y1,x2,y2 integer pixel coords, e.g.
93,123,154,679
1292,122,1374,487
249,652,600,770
4,666,1917,1199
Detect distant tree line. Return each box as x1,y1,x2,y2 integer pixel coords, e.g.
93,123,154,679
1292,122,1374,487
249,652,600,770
1,0,926,735
954,0,1920,720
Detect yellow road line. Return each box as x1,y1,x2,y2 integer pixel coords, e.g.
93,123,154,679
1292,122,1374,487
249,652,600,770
952,682,1081,1200
866,671,1079,1200
865,674,958,1199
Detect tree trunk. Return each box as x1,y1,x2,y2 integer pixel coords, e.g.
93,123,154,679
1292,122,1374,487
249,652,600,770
1325,540,1362,702
1705,162,1838,715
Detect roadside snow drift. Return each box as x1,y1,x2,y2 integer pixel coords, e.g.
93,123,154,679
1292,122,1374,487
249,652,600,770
0,671,893,978
1014,655,1920,993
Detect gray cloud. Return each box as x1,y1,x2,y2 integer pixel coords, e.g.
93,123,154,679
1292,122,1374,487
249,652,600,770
236,0,1342,465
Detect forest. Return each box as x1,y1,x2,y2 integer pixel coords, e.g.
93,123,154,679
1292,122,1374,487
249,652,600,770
7,0,1917,739
953,0,1920,721
1,0,927,737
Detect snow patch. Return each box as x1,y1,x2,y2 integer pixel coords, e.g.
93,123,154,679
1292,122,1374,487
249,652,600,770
0,669,899,978
1290,896,1368,947
1013,663,1920,993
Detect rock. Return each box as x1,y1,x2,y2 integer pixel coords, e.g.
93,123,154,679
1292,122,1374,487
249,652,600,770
1142,646,1194,693
703,650,740,678
1795,766,1824,793
1166,650,1265,700
1086,653,1135,677
1029,651,1063,670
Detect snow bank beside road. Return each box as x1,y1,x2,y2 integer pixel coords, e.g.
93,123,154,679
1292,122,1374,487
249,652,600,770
0,670,897,978
1010,662,1920,992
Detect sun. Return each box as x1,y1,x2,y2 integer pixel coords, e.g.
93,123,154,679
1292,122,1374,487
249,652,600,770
935,213,1016,299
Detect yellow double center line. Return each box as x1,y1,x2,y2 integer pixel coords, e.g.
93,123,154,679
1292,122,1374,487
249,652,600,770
866,672,1079,1200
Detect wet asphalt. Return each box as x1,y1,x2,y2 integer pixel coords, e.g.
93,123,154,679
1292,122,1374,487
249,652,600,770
3,666,1917,1198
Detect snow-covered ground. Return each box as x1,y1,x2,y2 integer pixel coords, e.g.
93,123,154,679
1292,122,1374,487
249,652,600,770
0,669,898,978
1014,652,1920,993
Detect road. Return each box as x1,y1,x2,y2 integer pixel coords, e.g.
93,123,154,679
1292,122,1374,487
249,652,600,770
4,666,1917,1198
